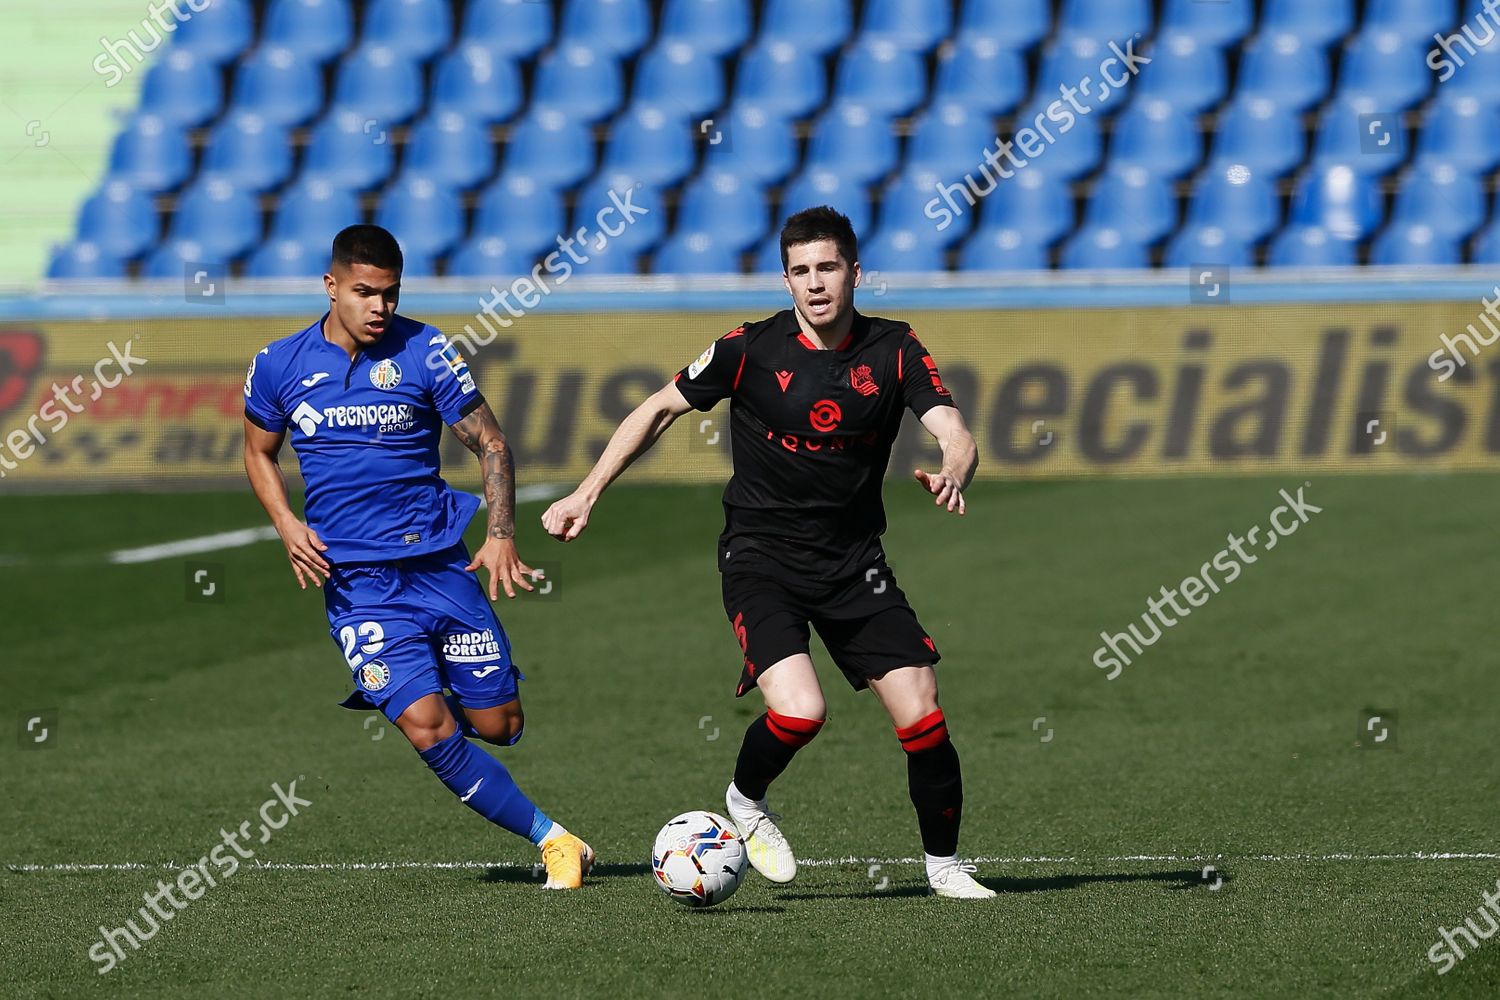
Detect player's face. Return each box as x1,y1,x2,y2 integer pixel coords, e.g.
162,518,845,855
783,240,862,331
325,263,400,348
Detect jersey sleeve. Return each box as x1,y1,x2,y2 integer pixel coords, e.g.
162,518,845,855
424,327,487,424
242,346,287,432
673,327,748,411
899,330,957,418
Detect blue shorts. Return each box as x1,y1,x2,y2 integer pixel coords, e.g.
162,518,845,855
323,542,523,723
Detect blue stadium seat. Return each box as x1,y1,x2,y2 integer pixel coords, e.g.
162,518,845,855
1159,0,1252,48
245,238,325,277
958,227,1050,270
736,42,826,119
633,42,725,120
263,0,354,63
1417,95,1500,172
231,45,324,127
702,102,799,185
532,43,623,124
1389,162,1486,240
653,231,742,273
559,0,650,57
1083,166,1176,245
1261,0,1354,48
955,0,1049,49
430,44,523,124
1288,164,1384,242
1442,35,1500,104
331,46,424,125
1012,100,1102,179
1211,96,1306,178
1474,219,1500,264
395,246,437,277
504,110,596,189
804,104,900,185
931,36,1027,114
1185,162,1280,243
271,176,362,247
474,171,567,256
1336,31,1431,109
171,0,253,64
760,0,853,56
572,172,667,254
106,114,191,193
569,237,638,275
874,169,966,248
975,168,1073,247
143,239,228,279
1267,224,1358,267
363,0,452,62
859,0,952,53
599,103,694,187
859,228,946,272
303,110,396,190
780,168,871,234
752,232,786,273
1364,0,1455,45
461,0,552,59
202,112,293,193
47,241,126,280
446,235,537,277
1038,36,1129,117
1312,97,1407,174
1109,98,1201,179
1237,33,1331,113
1058,0,1151,41
660,0,751,57
139,49,221,127
906,103,1000,179
75,181,157,259
1060,226,1150,269
1135,32,1228,114
676,169,768,252
404,111,496,190
1164,225,1254,267
169,176,261,260
833,40,927,116
1371,223,1461,265
375,175,464,257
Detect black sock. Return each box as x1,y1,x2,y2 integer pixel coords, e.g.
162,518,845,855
731,711,824,801
898,710,963,857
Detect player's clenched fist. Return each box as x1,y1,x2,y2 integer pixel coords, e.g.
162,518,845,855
276,517,331,589
542,493,592,541
914,468,966,515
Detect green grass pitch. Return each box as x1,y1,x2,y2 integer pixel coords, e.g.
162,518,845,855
3,474,1499,997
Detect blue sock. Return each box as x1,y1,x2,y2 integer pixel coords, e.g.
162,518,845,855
527,809,556,846
417,731,537,840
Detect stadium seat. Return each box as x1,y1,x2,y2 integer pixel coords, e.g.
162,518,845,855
955,0,1048,49
1288,164,1384,242
875,169,967,248
570,238,638,275
1312,97,1407,175
105,114,191,194
1267,224,1358,267
75,181,158,259
170,0,253,64
532,44,623,124
572,172,667,254
832,40,927,117
701,102,799,186
1211,96,1306,178
430,44,523,124
139,49,220,127
1058,0,1151,41
169,176,261,260
659,0,751,57
474,171,567,257
653,231,742,273
859,0,952,53
1364,0,1455,45
858,227,946,272
1082,166,1176,245
752,232,786,273
363,0,452,62
1473,219,1500,264
1441,35,1500,105
263,0,354,63
245,238,325,277
1060,226,1150,269
804,104,900,186
676,169,768,252
1163,225,1254,267
1159,0,1252,48
1371,223,1462,265
1109,98,1201,179
780,168,871,235
736,42,827,119
396,248,437,277
906,103,1000,179
461,0,553,58
958,226,1050,270
1260,0,1354,48
202,112,293,193
1012,100,1102,180
931,36,1028,114
760,0,853,56
231,45,324,127
975,168,1074,247
1186,162,1281,243
559,0,651,57
331,46,424,125
633,42,725,120
302,110,396,190
375,175,464,257
142,239,228,279
1038,36,1128,117
1237,33,1331,113
599,103,695,187
1336,30,1431,110
1416,95,1500,173
446,235,537,277
1388,162,1486,240
504,110,596,189
47,241,126,280
1135,32,1228,114
271,176,362,248
404,111,496,190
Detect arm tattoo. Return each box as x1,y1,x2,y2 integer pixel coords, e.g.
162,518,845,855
450,406,515,539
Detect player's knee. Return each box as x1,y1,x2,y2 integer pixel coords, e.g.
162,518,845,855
472,707,524,746
396,695,459,751
770,691,826,722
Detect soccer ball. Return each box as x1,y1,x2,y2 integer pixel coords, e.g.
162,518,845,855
650,810,748,907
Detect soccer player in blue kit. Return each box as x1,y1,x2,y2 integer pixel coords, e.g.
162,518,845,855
242,225,594,889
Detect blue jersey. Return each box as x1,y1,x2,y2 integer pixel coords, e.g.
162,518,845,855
244,313,484,564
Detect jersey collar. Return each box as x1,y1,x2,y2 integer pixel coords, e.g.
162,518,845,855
786,308,863,352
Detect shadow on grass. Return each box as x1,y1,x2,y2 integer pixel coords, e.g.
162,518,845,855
773,868,1228,901
479,861,651,884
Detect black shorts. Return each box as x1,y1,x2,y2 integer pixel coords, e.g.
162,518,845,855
720,562,940,697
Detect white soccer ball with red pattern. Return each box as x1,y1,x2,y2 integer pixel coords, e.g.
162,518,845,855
650,810,747,907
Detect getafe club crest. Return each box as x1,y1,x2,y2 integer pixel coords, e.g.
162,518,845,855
370,359,402,390
849,364,879,397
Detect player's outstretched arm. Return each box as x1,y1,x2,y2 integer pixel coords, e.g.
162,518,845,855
448,402,537,600
243,417,331,589
913,406,979,516
542,381,694,542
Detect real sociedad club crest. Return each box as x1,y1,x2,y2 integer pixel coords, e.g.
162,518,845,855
849,364,879,397
370,359,402,390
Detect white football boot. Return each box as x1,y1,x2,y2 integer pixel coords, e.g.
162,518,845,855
928,860,996,899
725,784,797,883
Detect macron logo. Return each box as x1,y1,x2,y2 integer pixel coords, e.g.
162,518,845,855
292,401,325,438
301,372,330,387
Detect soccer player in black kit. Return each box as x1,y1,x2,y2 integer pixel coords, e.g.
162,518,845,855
543,207,992,898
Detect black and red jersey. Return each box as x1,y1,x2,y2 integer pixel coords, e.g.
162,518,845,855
674,308,957,584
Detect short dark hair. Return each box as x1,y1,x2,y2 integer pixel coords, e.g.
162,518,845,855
331,225,403,272
779,206,858,272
